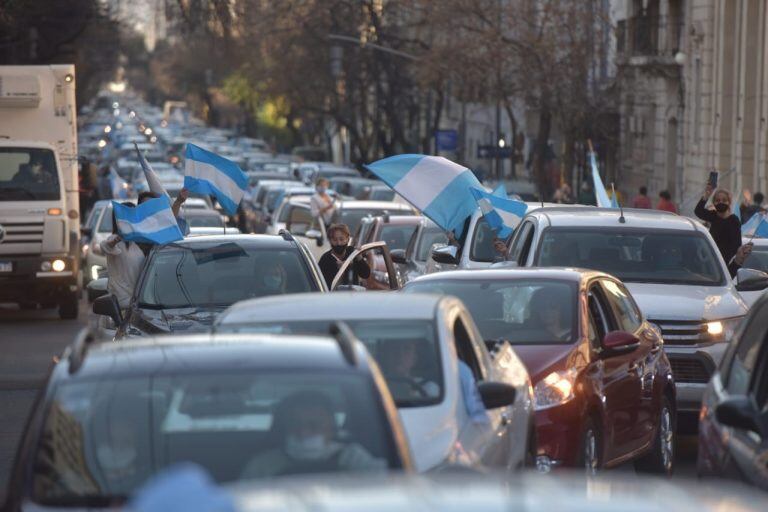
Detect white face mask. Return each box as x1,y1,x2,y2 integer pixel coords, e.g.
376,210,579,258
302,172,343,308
284,434,340,461
97,444,137,472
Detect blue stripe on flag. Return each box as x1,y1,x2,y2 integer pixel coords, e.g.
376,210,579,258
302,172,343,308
185,144,248,189
742,213,762,235
492,184,508,198
366,154,427,186
590,152,612,208
470,187,527,238
421,172,482,236
756,216,768,239
112,197,183,245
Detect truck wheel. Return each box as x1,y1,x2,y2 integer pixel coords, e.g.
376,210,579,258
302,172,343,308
58,293,79,320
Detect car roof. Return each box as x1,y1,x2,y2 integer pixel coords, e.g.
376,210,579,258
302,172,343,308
61,334,372,379
526,207,701,231
219,292,446,325
339,200,414,210
154,234,297,250
375,215,422,226
408,267,607,285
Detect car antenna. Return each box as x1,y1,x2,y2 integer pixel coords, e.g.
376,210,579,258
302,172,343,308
612,182,625,224
329,321,357,366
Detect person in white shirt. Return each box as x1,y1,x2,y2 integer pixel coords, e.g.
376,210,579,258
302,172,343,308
100,202,146,310
310,178,336,228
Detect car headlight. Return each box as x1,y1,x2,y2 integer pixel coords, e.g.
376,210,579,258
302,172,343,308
534,368,578,410
705,317,744,342
51,259,66,272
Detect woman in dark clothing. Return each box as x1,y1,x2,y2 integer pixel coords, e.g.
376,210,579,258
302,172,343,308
694,185,752,277
318,223,371,289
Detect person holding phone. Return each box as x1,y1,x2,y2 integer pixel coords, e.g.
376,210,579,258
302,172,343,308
694,179,752,277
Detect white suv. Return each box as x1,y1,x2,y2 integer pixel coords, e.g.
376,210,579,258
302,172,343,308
502,207,768,422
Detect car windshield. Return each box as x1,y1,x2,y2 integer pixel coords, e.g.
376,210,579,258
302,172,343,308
220,320,443,407
187,214,224,228
378,224,417,251
416,227,449,262
31,371,395,505
405,279,578,344
537,229,725,286
742,246,768,273
138,244,318,308
338,208,413,233
98,207,113,233
0,148,60,201
470,217,500,262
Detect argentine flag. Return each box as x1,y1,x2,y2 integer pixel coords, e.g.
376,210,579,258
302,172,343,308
365,154,482,236
112,197,183,245
742,213,768,238
136,143,189,235
470,188,528,238
184,144,248,215
589,152,612,208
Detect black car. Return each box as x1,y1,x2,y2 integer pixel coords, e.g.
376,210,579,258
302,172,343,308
698,291,768,489
93,234,326,338
5,327,412,510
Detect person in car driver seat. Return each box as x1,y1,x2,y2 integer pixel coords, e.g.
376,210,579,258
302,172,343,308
378,339,439,399
240,391,385,479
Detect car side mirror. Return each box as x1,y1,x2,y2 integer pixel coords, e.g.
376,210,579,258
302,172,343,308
715,397,765,436
86,277,109,302
93,294,122,326
80,227,92,238
601,331,640,357
736,268,768,292
477,381,517,409
431,244,458,265
390,249,407,264
305,229,323,241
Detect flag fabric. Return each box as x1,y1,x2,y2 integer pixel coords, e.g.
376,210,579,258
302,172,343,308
365,154,482,236
733,197,742,222
109,167,128,199
470,187,528,238
589,152,612,208
742,213,763,236
492,184,508,198
112,196,183,245
135,143,169,199
757,217,768,239
610,190,619,208
184,144,248,215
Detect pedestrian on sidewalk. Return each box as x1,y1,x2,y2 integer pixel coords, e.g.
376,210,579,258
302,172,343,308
694,185,752,276
657,190,677,213
632,186,652,209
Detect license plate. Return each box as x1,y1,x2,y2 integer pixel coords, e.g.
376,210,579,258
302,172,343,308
0,262,11,272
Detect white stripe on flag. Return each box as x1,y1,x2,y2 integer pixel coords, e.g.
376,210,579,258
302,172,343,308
477,198,494,216
496,208,523,228
117,208,178,235
395,157,467,210
185,159,245,203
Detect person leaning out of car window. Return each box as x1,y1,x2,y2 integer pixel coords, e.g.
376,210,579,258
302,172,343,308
695,184,753,277
318,223,371,289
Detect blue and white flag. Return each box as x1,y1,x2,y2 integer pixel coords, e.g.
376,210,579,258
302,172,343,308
135,143,168,199
365,154,482,236
492,184,508,198
112,196,183,245
109,167,128,199
610,189,620,208
589,152,612,208
743,213,768,238
470,187,528,238
184,144,247,215
733,197,742,222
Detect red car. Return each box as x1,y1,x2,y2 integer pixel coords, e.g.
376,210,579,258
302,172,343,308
404,268,676,474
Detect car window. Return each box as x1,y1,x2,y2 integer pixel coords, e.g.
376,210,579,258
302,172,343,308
454,317,484,380
98,206,113,233
336,208,414,234
187,214,224,228
469,217,498,262
379,224,418,252
139,244,318,308
724,313,767,395
416,228,449,262
31,371,395,503
218,319,443,408
587,286,611,344
741,247,768,273
334,245,394,291
508,221,533,264
286,206,314,235
600,279,643,333
87,205,105,230
538,228,725,286
405,279,577,344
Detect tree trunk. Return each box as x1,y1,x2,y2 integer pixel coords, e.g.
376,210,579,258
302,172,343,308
534,103,552,201
503,99,518,179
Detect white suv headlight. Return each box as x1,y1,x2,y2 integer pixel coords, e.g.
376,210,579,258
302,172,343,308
706,317,744,342
534,368,578,410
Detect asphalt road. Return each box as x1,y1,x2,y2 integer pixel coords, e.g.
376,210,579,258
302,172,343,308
0,299,698,505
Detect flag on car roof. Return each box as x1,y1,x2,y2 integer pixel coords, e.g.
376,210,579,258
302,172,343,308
470,187,528,238
184,144,248,215
365,154,482,236
112,196,183,245
589,151,612,208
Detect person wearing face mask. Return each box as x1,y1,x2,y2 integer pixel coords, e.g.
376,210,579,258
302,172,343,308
240,391,385,479
318,224,370,289
695,184,753,277
310,178,336,229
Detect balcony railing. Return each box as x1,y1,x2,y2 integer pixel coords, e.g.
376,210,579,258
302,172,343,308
618,15,684,59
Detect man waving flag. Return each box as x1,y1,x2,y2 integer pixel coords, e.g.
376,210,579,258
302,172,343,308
135,143,190,235
470,188,527,238
112,197,183,245
184,144,248,215
365,154,482,237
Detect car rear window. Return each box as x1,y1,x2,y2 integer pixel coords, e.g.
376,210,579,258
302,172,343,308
31,371,396,504
378,224,418,251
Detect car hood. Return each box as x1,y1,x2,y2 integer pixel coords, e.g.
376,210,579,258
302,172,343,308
511,344,581,382
398,406,458,473
625,282,747,321
131,306,227,334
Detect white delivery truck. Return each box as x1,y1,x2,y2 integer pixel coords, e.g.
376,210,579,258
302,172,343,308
0,65,80,318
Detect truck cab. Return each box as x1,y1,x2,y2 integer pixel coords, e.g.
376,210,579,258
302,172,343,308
0,65,80,318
